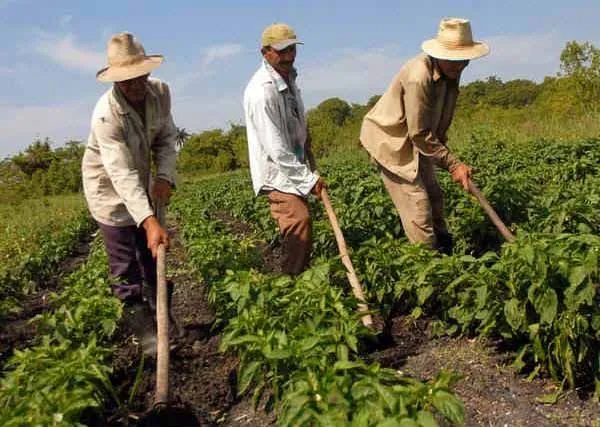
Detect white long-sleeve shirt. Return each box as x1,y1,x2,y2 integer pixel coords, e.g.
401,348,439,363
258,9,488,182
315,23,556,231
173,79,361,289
243,61,318,196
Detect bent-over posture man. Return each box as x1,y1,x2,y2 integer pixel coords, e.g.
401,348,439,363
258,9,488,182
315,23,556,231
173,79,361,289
244,23,326,274
360,18,490,254
82,32,177,344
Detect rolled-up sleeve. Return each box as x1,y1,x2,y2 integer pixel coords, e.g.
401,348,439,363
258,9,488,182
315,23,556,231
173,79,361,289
251,87,318,196
404,80,461,172
94,117,154,226
152,85,177,185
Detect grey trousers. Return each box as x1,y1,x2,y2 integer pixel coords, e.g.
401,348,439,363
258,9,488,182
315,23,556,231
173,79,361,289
98,222,156,302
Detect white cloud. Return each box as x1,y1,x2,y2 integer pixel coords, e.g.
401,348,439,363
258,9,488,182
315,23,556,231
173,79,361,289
300,45,407,106
168,45,405,131
1,30,579,156
34,33,104,72
173,93,243,133
0,91,243,158
169,33,567,132
464,32,563,82
1,41,245,156
299,32,567,110
201,43,244,67
169,43,245,93
0,101,94,158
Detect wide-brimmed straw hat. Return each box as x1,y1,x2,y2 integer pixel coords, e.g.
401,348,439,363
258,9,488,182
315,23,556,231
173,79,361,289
96,32,163,82
261,23,304,51
421,18,489,61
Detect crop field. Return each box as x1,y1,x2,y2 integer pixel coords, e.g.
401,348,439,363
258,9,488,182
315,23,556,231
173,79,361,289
167,136,600,424
3,4,600,425
1,137,599,426
0,195,95,315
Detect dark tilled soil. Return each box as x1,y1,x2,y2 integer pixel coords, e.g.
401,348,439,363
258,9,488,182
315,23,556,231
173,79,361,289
0,229,96,369
98,214,599,426
368,317,600,427
103,219,276,427
214,211,282,275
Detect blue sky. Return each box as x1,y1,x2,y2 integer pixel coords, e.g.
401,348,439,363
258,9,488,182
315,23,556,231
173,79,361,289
1,0,599,157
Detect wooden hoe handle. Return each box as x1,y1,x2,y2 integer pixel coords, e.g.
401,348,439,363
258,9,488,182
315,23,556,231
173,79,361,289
154,204,169,407
468,181,516,243
320,188,373,328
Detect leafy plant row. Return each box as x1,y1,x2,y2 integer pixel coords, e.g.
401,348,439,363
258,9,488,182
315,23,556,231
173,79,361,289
178,137,600,256
172,193,465,426
0,198,95,316
351,234,600,397
177,137,600,394
0,239,122,426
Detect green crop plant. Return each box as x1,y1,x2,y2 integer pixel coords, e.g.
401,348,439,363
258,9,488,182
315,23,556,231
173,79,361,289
0,195,95,315
0,239,122,426
172,187,466,425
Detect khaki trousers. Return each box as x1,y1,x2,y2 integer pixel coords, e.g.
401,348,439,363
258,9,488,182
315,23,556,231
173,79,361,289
379,156,448,248
266,190,312,275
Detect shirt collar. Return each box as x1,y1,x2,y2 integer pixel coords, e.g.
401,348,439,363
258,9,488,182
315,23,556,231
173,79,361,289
430,56,462,85
431,57,443,82
262,60,297,92
111,81,157,116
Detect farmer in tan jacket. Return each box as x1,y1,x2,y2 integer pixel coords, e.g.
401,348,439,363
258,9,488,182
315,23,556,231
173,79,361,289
360,18,489,254
82,33,177,345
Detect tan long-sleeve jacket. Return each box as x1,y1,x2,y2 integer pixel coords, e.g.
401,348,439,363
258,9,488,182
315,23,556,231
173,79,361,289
360,53,461,182
82,78,177,227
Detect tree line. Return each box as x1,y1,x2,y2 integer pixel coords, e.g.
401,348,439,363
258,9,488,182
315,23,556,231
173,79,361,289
0,139,84,203
177,40,600,175
1,40,599,203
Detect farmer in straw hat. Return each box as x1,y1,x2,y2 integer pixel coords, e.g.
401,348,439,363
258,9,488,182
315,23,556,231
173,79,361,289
82,32,178,348
360,18,489,254
244,23,326,274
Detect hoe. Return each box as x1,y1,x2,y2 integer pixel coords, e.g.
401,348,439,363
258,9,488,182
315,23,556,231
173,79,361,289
468,181,515,242
321,187,374,328
154,203,169,409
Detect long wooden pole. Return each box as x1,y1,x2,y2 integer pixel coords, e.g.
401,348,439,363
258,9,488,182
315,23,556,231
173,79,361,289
320,188,373,327
154,205,169,407
468,181,515,243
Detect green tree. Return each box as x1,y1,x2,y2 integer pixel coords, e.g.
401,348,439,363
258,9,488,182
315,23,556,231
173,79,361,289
307,98,352,156
330,102,370,152
43,141,85,194
12,138,55,177
175,127,191,148
366,95,381,109
458,76,539,110
0,139,85,203
559,40,600,113
229,124,249,169
533,76,579,117
499,79,539,107
177,127,240,175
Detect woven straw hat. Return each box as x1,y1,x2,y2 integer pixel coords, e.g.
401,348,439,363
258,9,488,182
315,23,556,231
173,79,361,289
96,32,163,82
421,18,489,61
261,23,303,51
